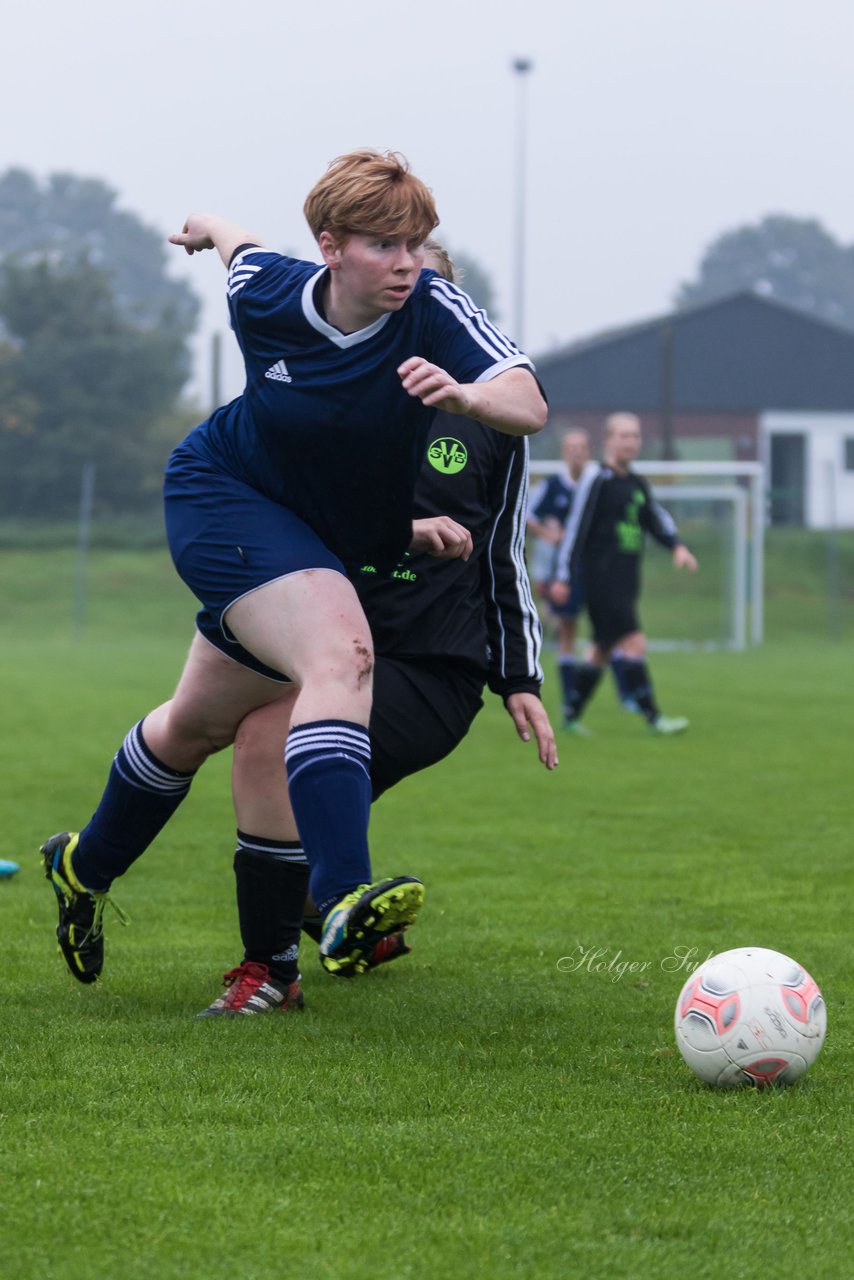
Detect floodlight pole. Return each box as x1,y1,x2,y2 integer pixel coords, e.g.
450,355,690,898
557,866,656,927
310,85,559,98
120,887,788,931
511,57,533,350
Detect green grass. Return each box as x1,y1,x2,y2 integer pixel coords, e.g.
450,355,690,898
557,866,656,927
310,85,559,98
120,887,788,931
1,546,853,1279
2,525,851,646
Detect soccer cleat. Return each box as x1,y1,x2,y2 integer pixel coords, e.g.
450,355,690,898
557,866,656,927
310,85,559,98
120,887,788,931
650,715,689,736
196,962,305,1017
562,718,592,737
304,916,410,968
319,877,424,977
365,931,412,969
0,859,20,879
40,831,127,984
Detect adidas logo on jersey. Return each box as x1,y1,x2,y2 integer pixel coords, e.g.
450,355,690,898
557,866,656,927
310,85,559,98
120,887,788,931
265,359,292,383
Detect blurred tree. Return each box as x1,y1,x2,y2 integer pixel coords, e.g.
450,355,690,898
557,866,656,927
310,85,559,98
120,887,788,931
0,256,193,517
0,169,198,343
0,169,200,517
676,215,854,330
0,339,37,446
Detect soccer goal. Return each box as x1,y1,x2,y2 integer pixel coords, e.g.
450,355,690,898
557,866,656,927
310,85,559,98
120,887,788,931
527,460,764,650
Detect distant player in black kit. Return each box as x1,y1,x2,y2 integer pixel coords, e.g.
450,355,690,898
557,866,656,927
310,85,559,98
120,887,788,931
550,412,698,735
200,242,558,1016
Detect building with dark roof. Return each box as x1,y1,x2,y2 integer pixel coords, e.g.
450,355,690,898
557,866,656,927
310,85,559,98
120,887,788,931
532,291,854,527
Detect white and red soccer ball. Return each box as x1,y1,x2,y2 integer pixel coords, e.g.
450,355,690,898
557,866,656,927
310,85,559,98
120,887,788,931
674,947,826,1087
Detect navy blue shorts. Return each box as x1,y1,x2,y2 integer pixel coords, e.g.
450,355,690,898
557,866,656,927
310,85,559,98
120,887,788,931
196,613,291,681
164,442,344,672
549,570,586,620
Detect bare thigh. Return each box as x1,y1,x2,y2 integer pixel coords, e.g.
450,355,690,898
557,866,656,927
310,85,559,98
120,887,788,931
225,569,374,728
143,632,293,771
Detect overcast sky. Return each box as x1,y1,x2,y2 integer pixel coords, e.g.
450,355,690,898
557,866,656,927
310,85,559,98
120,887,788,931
5,0,854,402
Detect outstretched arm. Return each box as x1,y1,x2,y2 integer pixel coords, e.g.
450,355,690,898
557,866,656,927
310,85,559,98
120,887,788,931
397,361,547,437
639,492,698,570
169,213,264,267
638,485,682,552
673,544,699,572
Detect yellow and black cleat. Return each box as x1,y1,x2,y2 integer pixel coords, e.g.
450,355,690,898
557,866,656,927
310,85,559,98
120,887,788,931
319,877,424,978
40,832,126,984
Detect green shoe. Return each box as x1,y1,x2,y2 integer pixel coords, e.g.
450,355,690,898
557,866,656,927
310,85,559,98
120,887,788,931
562,718,592,737
319,877,424,978
650,715,689,736
41,832,127,984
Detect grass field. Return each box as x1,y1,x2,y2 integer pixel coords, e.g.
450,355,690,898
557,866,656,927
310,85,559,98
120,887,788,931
1,540,852,1279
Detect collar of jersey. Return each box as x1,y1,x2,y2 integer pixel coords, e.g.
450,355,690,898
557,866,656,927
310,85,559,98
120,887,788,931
302,268,393,347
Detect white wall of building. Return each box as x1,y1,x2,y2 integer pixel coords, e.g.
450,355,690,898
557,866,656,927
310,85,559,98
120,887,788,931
760,411,854,529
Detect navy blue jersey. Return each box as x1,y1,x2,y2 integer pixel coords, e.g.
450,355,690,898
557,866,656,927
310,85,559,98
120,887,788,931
528,471,575,527
182,250,534,572
185,413,543,695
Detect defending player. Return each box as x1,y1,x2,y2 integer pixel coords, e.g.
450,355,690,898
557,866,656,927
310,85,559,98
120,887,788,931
199,241,557,1015
40,152,548,987
550,412,697,734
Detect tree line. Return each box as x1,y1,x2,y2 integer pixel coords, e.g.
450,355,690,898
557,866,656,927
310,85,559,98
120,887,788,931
0,170,199,519
2,164,852,521
675,214,854,330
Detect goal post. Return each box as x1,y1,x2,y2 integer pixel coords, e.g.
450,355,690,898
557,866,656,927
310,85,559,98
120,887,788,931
526,460,764,650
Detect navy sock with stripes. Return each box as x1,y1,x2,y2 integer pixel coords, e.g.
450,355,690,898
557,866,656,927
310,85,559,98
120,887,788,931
285,719,372,919
619,658,660,724
557,655,578,717
72,720,195,892
565,662,604,722
234,833,308,983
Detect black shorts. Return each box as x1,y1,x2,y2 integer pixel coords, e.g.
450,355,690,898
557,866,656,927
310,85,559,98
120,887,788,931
583,553,642,650
585,584,641,650
587,599,641,649
369,656,485,799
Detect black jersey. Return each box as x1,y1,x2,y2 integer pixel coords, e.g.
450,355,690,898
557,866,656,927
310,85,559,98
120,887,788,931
555,462,679,590
351,414,542,700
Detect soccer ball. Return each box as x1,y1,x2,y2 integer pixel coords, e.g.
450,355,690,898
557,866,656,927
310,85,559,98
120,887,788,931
674,947,826,1087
